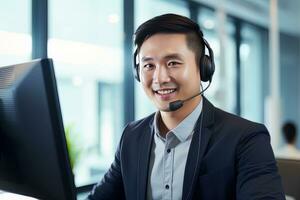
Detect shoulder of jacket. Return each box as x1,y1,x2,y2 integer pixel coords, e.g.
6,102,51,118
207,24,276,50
214,106,267,134
123,112,155,133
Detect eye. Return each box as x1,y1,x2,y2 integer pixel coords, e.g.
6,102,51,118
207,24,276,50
143,63,154,71
168,61,181,67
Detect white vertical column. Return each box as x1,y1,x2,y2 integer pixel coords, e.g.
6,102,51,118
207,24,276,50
265,0,281,150
216,0,228,109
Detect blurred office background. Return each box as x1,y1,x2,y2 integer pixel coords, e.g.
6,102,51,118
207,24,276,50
0,0,300,195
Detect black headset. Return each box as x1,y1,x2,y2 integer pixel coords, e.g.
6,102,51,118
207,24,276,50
133,33,215,83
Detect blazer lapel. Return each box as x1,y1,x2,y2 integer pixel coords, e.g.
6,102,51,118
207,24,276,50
137,119,154,200
182,97,215,200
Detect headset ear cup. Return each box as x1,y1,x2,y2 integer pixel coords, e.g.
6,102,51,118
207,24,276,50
135,65,140,82
200,55,211,82
133,64,140,82
133,49,141,82
201,38,215,82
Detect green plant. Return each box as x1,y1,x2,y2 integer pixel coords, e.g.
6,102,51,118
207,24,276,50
65,124,82,170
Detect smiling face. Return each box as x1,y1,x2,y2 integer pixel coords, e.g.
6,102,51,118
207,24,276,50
138,33,201,112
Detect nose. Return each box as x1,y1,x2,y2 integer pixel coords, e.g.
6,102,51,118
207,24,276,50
153,65,171,84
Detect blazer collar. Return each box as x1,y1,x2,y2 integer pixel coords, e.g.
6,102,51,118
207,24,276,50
182,96,215,200
200,96,215,128
137,117,154,200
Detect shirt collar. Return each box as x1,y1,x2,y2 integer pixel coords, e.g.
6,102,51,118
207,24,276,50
153,98,203,142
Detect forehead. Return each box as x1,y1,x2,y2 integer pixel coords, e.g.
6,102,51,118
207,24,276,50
139,33,191,57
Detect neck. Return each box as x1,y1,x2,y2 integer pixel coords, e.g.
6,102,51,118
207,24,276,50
158,95,201,136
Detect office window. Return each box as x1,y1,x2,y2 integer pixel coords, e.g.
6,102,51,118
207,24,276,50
134,0,189,120
49,0,124,186
240,24,264,122
198,8,237,113
0,1,31,66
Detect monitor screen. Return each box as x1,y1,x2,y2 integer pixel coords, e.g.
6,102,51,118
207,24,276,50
0,58,76,200
276,158,300,200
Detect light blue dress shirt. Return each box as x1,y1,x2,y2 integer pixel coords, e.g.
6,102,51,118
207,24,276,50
147,99,203,200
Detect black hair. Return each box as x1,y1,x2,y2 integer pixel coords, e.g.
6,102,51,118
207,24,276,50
134,13,204,65
282,121,297,144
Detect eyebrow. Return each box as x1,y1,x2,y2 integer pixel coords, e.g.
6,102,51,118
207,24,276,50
164,53,184,60
141,56,154,62
141,53,184,62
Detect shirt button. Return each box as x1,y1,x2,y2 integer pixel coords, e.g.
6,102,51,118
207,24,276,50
167,149,171,153
165,184,169,189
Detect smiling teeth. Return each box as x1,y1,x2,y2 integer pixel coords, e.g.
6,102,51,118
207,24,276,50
157,89,175,95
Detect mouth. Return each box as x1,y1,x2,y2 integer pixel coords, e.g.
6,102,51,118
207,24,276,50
153,88,177,101
154,88,177,95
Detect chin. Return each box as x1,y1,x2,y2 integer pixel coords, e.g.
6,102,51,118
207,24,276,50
155,104,169,112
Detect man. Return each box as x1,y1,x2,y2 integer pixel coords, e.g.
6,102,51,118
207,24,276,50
87,14,285,200
276,122,300,159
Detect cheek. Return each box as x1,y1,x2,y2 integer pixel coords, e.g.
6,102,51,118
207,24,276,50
140,70,152,85
181,70,191,80
179,68,201,93
181,67,200,82
141,79,153,94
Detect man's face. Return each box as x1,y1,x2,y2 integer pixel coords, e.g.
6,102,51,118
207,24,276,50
138,33,201,112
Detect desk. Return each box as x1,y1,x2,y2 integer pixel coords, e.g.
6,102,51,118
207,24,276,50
0,191,37,200
0,190,88,200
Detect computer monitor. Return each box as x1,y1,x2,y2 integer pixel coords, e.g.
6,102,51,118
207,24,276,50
0,58,76,200
276,158,300,200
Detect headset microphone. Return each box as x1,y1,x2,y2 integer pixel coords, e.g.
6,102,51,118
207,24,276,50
168,81,211,111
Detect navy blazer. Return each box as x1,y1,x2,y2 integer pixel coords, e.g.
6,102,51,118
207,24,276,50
87,97,285,200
